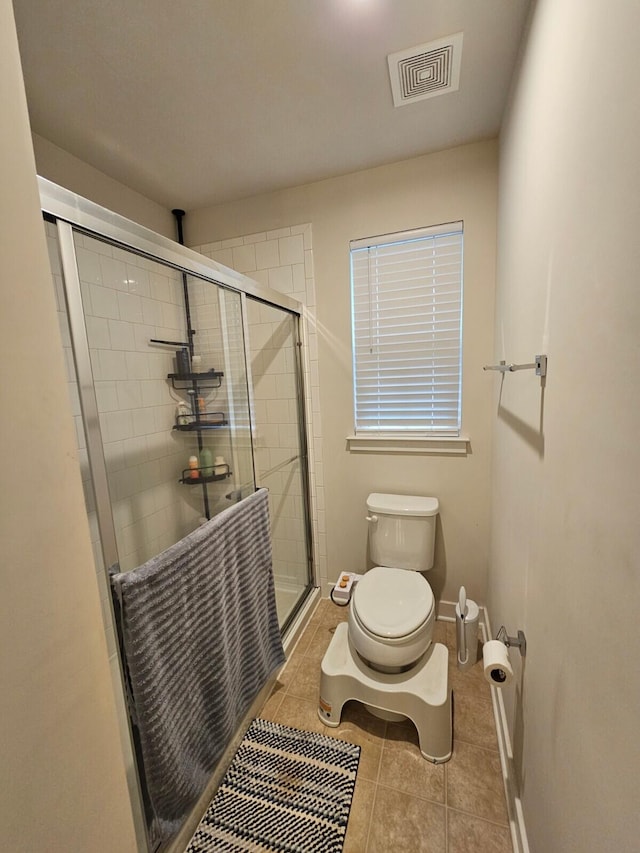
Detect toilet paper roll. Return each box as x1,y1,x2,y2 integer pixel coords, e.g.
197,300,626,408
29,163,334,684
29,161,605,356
483,640,514,686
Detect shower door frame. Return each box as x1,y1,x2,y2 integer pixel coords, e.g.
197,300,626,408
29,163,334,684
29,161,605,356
39,177,316,852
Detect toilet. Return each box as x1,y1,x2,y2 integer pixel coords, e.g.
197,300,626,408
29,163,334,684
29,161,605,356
318,493,452,763
349,493,439,672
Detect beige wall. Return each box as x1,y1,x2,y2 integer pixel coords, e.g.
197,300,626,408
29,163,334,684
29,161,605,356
33,132,175,238
491,1,640,850
0,2,138,850
188,141,498,603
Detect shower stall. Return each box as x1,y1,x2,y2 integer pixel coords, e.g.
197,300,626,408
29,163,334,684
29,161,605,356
40,179,316,849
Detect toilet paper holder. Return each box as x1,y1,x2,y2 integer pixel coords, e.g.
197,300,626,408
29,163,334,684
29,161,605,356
496,625,527,657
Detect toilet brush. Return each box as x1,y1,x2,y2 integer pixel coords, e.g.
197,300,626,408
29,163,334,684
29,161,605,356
455,585,480,671
456,586,468,665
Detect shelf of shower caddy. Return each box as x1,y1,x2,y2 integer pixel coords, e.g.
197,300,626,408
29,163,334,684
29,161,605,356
173,412,229,431
167,369,224,390
179,465,231,485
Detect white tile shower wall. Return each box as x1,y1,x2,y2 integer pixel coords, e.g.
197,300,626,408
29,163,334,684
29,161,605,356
192,224,327,594
188,279,255,511
47,224,211,655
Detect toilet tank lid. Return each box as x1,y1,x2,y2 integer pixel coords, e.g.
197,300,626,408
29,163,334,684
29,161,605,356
367,493,439,517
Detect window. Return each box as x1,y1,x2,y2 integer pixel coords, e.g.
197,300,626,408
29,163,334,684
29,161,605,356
350,222,463,436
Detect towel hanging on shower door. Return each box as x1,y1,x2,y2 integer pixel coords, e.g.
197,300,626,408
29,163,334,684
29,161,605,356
110,487,285,845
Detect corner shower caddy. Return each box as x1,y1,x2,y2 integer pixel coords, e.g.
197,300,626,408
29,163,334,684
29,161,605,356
178,464,231,486
167,368,224,392
169,369,229,431
167,369,233,488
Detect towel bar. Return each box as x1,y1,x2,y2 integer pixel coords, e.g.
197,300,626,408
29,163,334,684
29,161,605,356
483,354,547,377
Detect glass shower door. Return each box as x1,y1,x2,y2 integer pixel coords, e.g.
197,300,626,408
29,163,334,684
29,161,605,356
54,223,258,850
245,297,313,627
42,176,316,853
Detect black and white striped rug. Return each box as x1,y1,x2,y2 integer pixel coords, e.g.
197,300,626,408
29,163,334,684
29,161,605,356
186,718,360,852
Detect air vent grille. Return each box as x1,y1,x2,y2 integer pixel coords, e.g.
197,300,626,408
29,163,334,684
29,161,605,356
388,33,463,107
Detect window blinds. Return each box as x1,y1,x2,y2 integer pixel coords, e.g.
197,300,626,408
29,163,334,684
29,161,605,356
350,222,463,435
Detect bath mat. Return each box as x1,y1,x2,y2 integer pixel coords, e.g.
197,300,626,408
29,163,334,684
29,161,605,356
185,718,361,852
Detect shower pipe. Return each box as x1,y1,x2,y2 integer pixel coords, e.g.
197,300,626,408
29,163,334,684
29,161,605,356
171,208,210,519
144,209,211,518
171,208,195,357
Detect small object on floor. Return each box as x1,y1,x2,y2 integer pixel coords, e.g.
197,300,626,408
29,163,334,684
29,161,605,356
185,718,360,853
330,571,361,605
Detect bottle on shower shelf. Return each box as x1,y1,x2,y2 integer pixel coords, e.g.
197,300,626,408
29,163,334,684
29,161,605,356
176,401,192,427
188,455,199,479
199,447,213,478
175,347,191,376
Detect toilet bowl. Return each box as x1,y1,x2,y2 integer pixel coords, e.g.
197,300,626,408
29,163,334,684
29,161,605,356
349,566,435,671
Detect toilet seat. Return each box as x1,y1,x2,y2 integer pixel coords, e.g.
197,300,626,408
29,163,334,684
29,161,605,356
352,567,433,639
349,566,435,671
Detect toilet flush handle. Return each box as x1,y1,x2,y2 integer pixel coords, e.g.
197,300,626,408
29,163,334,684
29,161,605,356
366,514,378,523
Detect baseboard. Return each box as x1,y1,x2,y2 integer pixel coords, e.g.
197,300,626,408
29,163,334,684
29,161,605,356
437,597,488,624
481,606,530,853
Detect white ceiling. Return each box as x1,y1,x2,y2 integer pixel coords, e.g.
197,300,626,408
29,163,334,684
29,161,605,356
13,0,530,211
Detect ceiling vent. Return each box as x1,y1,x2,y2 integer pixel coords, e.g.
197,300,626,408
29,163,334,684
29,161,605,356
388,32,463,107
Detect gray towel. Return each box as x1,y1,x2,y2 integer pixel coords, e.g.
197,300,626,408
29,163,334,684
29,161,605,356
110,488,285,843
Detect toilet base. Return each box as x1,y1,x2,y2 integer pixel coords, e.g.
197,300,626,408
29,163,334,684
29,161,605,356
318,622,452,763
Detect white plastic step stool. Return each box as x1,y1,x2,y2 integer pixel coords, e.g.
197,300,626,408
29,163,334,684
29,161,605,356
318,622,452,763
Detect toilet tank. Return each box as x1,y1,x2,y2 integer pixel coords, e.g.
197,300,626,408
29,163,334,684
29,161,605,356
366,493,439,571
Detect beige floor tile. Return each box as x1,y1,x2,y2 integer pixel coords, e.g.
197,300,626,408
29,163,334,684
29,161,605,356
368,785,446,853
258,688,284,721
290,622,316,654
445,621,459,654
449,658,492,701
305,598,329,632
329,702,386,783
289,606,322,652
313,598,330,617
380,720,446,804
287,657,321,703
447,741,509,825
343,777,376,853
271,694,327,735
453,692,498,751
321,600,351,628
432,619,448,646
447,808,514,853
303,623,335,664
275,652,304,692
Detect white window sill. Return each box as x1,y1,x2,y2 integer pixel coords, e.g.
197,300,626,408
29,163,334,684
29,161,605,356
346,435,470,456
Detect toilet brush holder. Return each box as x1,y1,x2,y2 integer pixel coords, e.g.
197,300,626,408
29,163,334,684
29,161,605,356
455,586,480,671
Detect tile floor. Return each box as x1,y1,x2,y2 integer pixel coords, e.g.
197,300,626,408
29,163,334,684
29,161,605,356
259,598,513,853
